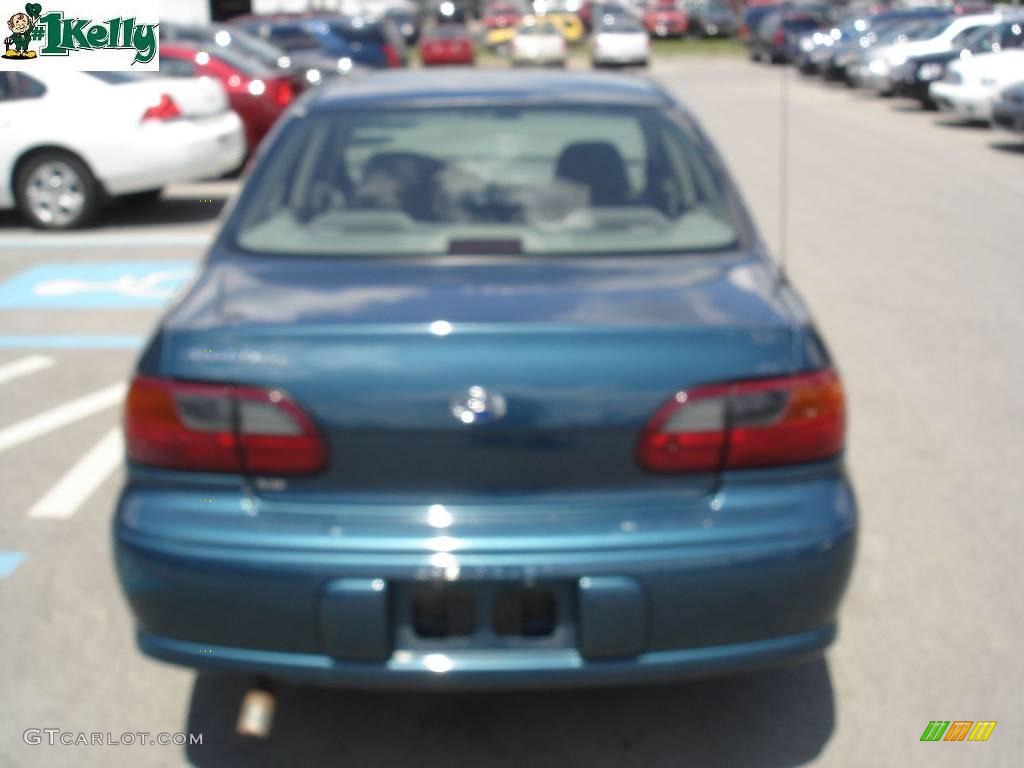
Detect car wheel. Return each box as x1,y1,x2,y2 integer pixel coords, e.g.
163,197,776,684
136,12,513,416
14,151,101,230
120,188,163,205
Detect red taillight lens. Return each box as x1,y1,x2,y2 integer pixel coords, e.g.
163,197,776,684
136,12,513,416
383,43,402,68
636,370,845,473
142,94,182,122
773,29,785,47
274,80,294,107
125,377,326,475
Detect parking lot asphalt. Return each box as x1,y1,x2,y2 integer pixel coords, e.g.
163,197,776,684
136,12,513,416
1,56,1022,767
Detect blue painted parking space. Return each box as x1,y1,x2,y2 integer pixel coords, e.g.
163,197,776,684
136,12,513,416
0,262,196,309
0,551,25,580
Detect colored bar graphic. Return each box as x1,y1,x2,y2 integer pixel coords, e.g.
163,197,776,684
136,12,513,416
944,721,973,741
921,720,996,742
967,722,997,742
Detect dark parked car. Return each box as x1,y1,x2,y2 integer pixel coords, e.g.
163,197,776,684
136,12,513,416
160,22,340,89
231,15,407,70
740,2,782,44
114,70,857,692
992,80,1024,133
386,6,422,45
750,10,825,64
798,8,949,79
893,19,1024,107
690,0,738,38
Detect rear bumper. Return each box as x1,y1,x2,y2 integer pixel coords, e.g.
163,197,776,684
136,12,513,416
592,50,650,66
100,112,245,195
511,45,566,65
929,83,994,122
114,466,857,689
137,625,836,690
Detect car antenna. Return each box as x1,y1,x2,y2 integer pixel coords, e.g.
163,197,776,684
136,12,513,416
777,59,791,287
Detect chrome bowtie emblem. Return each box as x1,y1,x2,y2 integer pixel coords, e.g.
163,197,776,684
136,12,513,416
451,386,507,425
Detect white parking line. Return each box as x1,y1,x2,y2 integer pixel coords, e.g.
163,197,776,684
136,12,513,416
29,429,124,519
0,355,54,385
0,234,213,249
0,382,126,454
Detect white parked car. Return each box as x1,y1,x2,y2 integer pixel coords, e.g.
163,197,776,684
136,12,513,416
858,13,1003,93
930,48,1024,122
511,20,568,67
592,13,650,68
0,70,245,229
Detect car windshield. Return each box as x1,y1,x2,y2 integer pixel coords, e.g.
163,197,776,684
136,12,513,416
1000,21,1024,50
220,29,288,67
83,71,154,84
429,24,469,39
324,19,386,44
905,17,953,42
518,23,559,35
204,43,276,77
233,105,740,257
873,19,927,44
601,17,645,33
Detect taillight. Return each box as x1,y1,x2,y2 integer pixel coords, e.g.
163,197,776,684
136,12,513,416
125,377,326,475
773,29,785,47
383,43,402,68
142,94,182,122
274,79,294,107
636,370,845,473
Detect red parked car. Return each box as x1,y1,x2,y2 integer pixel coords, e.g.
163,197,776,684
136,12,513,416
481,2,523,30
643,1,689,38
419,24,475,66
159,43,297,152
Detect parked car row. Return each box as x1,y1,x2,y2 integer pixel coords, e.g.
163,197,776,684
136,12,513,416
0,70,245,229
0,10,420,230
748,3,1024,141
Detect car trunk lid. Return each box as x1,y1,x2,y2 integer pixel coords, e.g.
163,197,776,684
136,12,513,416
158,254,805,499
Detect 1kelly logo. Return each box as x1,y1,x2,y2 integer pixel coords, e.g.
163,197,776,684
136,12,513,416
3,3,158,64
3,3,42,59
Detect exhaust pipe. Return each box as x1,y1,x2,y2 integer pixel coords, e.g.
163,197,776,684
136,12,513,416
236,679,276,739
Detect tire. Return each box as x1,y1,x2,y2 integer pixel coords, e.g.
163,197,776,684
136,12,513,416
14,150,101,230
120,188,163,205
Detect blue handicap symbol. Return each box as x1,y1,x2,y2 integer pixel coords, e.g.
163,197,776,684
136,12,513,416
0,261,197,309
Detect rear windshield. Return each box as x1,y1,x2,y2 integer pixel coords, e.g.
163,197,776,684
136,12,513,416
600,17,645,33
783,18,822,32
324,19,387,45
205,43,275,77
428,24,470,39
233,105,740,257
906,17,953,42
221,29,288,67
517,23,559,36
84,71,152,84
